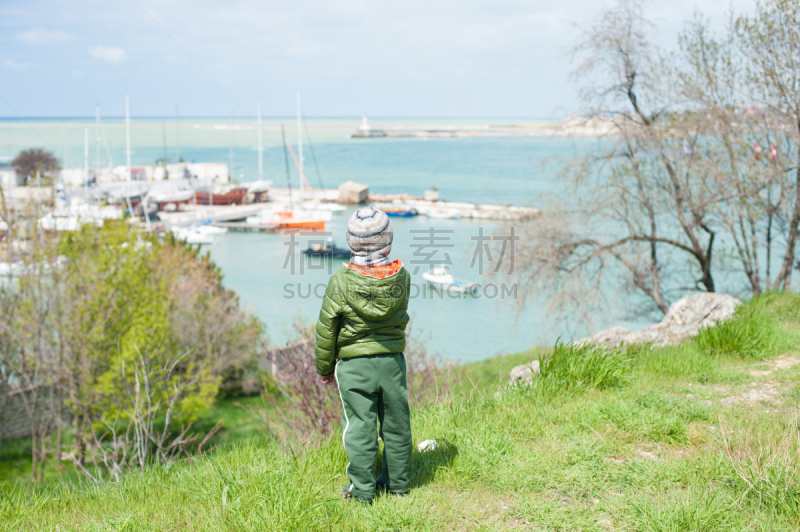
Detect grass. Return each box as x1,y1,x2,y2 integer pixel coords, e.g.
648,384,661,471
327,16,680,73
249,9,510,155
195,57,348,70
3,293,800,530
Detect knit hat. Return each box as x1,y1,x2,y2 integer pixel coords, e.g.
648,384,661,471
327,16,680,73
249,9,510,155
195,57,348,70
346,206,393,256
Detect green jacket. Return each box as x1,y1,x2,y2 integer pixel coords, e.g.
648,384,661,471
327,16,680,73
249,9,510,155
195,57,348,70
315,262,410,376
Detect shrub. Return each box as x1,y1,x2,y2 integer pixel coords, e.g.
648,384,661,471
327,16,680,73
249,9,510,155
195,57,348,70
525,341,630,400
254,321,452,446
694,299,784,359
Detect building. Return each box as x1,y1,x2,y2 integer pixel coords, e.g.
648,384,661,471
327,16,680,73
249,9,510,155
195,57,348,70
0,163,20,189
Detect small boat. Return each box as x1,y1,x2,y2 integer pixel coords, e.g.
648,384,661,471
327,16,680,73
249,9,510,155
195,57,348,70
303,200,346,213
148,189,195,207
246,179,273,194
422,207,460,219
195,187,249,205
246,208,331,231
372,203,418,217
246,210,331,231
170,226,215,245
194,224,228,236
303,239,351,259
422,266,479,294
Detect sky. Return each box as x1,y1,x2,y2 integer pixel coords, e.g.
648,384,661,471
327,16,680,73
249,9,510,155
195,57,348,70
0,0,753,118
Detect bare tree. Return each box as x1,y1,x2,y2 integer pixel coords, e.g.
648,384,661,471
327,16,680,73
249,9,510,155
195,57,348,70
0,202,65,481
675,13,791,296
11,148,60,185
736,0,800,290
502,0,800,323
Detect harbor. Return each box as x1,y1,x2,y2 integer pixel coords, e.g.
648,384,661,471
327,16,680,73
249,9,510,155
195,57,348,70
0,113,579,358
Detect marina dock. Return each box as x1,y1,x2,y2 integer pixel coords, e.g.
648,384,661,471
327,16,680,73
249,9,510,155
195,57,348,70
149,186,538,229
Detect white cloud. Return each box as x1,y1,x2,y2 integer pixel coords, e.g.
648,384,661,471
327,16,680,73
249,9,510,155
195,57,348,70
18,28,77,44
1,59,29,72
89,45,125,64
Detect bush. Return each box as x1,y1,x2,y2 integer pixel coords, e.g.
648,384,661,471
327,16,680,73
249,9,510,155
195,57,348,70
253,321,453,446
524,341,630,400
694,298,786,359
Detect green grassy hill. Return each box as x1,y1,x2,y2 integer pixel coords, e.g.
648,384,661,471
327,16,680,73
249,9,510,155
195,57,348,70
3,293,800,531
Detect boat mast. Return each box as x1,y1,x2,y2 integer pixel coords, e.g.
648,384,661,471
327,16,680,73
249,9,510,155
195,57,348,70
296,91,303,203
281,124,293,211
83,127,88,190
125,94,131,181
95,104,100,177
229,111,234,184
175,105,180,164
257,100,263,179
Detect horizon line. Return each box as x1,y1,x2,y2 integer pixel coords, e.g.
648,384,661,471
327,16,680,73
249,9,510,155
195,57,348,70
0,115,566,121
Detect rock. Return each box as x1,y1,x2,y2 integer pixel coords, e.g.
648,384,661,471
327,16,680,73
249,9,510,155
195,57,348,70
580,293,742,348
509,360,541,386
579,325,632,349
338,181,369,204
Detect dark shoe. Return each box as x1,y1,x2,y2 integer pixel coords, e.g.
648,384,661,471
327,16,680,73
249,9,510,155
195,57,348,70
376,479,407,497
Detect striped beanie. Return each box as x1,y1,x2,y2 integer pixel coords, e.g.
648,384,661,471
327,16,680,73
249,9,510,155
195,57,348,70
346,206,393,256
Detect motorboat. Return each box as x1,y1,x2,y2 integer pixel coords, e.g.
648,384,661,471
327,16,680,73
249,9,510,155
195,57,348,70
194,223,228,235
372,203,418,217
246,179,273,194
302,200,346,213
422,206,460,219
246,207,331,231
170,225,215,245
148,189,195,208
303,239,351,259
422,266,479,294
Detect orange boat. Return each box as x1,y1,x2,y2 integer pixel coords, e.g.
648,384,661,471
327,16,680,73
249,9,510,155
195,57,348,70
267,211,326,230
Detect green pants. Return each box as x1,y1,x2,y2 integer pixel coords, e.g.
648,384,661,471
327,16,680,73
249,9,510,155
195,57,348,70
334,353,412,500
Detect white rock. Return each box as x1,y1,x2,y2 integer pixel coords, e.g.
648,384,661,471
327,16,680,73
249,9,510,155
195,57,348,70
417,439,438,452
509,360,541,386
578,326,632,348
579,293,742,348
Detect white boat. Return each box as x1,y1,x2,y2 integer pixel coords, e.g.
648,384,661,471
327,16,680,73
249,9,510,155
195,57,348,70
194,224,228,235
422,206,460,219
246,206,333,229
170,226,215,245
148,189,194,204
302,200,346,213
422,266,479,294
247,179,273,193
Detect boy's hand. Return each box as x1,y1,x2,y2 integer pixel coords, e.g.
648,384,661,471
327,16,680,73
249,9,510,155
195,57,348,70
320,374,335,385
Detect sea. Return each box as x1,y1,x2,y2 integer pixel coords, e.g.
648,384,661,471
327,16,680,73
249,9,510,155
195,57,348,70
0,117,651,363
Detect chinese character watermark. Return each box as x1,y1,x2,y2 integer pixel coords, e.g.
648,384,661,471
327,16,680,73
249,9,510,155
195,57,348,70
409,227,454,274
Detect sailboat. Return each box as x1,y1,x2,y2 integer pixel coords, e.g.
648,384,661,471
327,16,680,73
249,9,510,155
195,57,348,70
247,93,331,231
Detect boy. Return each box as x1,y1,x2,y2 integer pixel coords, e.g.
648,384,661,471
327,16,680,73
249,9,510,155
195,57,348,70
315,206,413,503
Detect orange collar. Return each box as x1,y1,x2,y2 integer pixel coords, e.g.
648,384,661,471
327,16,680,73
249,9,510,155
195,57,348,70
345,259,404,279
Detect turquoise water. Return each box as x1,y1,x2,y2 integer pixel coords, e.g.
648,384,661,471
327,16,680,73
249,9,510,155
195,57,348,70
0,117,643,362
